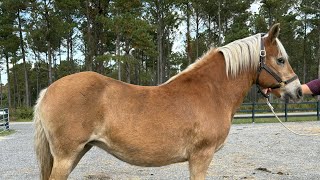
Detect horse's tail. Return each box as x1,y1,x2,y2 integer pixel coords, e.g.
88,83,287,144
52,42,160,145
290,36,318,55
34,88,53,180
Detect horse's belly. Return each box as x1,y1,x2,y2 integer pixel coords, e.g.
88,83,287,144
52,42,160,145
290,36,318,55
114,151,188,167
91,139,188,167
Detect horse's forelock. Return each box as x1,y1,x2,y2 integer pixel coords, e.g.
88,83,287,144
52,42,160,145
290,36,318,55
263,33,288,60
275,38,288,60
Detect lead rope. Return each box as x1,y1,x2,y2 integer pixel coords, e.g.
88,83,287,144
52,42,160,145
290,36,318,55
265,98,320,136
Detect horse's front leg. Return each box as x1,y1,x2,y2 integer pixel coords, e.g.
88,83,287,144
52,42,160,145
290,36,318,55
188,147,215,180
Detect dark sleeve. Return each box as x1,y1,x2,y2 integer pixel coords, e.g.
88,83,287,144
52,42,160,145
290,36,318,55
306,79,320,95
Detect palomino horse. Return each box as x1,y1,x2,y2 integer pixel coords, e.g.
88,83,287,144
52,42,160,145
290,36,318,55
34,23,302,180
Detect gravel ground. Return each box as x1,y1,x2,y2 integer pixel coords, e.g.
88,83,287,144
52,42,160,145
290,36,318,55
1,121,320,180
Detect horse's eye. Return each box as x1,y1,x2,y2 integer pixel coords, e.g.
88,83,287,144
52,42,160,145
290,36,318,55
277,58,285,65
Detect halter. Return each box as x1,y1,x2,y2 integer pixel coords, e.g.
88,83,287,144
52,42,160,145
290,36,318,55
256,35,298,98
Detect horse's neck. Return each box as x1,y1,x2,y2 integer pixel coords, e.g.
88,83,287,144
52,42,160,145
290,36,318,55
219,72,255,113
168,52,255,114
209,54,254,112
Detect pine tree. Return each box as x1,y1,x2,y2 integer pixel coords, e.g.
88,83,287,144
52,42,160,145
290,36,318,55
0,0,20,109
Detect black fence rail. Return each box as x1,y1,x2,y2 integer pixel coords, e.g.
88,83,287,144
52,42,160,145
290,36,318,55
235,101,320,122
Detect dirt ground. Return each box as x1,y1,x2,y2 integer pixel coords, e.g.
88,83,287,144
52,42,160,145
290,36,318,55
1,121,320,179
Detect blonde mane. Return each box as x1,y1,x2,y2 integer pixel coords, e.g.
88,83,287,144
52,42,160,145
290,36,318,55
218,34,261,77
165,33,288,83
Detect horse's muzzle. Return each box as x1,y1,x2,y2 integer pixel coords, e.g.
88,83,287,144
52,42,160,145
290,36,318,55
282,86,303,103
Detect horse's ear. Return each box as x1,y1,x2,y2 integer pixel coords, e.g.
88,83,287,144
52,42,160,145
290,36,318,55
267,23,280,43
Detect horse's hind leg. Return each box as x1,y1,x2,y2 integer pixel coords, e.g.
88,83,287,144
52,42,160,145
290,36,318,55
50,156,75,180
71,144,92,171
188,148,215,180
49,143,91,180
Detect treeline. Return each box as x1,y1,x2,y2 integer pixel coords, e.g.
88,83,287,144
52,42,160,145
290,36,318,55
0,0,319,109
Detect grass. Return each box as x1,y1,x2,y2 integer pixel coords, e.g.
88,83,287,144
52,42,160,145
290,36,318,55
8,116,319,124
12,118,33,122
0,129,15,136
233,116,318,124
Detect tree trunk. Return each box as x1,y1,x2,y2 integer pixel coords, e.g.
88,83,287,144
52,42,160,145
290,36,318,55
0,68,3,107
157,28,163,84
303,14,307,84
317,25,320,101
5,54,11,109
48,41,53,84
218,0,222,46
13,62,18,109
208,15,212,45
267,6,272,27
318,25,320,79
86,0,93,71
195,4,200,58
44,0,53,85
37,51,42,92
125,61,130,83
70,32,74,62
17,9,30,107
156,1,163,85
116,33,121,81
166,34,171,80
134,61,139,85
186,2,192,65
67,35,70,61
34,50,39,97
53,51,57,81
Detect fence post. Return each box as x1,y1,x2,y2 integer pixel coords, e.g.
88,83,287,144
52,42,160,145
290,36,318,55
252,102,255,123
317,101,319,121
284,103,288,122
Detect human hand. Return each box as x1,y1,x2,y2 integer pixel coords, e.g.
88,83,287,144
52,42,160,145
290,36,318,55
262,88,272,94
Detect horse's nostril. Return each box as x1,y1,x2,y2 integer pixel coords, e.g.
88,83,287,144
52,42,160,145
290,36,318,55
297,88,302,97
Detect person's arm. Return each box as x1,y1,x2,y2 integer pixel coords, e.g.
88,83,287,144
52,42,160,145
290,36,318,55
304,79,320,95
301,84,313,95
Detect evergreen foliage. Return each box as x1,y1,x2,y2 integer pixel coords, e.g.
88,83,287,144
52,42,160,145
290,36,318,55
0,0,319,108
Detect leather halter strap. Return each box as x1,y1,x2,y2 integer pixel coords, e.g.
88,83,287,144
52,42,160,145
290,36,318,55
256,35,298,98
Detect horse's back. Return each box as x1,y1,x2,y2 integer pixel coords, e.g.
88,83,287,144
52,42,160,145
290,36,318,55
43,71,131,108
